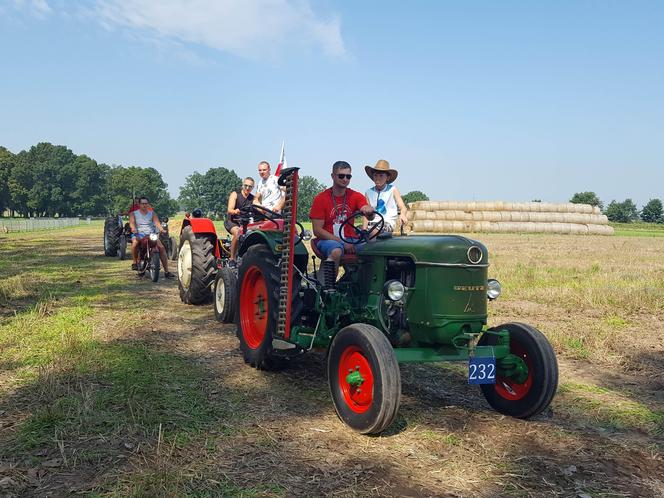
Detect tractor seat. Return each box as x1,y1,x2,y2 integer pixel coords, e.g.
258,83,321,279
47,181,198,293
310,238,358,264
246,219,284,232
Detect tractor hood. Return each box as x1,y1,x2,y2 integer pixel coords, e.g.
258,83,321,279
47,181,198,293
358,235,488,267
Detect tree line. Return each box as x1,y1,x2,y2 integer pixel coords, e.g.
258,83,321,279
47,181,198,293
0,143,178,218
570,191,663,223
0,142,433,222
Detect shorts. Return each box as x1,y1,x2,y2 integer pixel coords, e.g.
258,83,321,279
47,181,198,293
224,220,240,233
315,238,361,258
131,233,148,241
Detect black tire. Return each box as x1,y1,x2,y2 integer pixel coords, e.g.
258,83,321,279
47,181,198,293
168,236,178,261
150,251,160,282
236,244,303,370
214,267,237,323
177,226,216,304
118,234,127,260
104,216,120,257
328,323,401,435
478,322,558,419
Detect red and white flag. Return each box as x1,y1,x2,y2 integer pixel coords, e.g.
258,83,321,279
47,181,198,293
275,140,287,176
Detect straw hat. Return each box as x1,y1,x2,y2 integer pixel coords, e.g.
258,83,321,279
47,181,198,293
365,159,398,183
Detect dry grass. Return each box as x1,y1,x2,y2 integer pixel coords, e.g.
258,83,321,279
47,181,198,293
0,227,662,497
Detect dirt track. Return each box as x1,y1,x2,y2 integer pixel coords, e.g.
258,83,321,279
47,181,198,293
1,227,663,497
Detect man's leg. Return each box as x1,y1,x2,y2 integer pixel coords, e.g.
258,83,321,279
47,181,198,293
131,237,139,266
315,240,345,280
230,226,242,262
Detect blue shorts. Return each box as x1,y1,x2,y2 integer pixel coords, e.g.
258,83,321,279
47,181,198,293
131,233,148,241
316,238,361,258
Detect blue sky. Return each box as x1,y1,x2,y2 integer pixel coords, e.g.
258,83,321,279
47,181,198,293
1,0,663,207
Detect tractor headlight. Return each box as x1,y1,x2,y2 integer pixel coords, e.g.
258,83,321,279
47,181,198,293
487,279,501,300
149,233,159,242
384,280,405,301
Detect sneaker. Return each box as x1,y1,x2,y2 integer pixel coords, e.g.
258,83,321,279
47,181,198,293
164,272,176,279
131,263,138,270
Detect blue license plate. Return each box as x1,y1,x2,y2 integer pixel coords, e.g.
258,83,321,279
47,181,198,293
468,356,496,384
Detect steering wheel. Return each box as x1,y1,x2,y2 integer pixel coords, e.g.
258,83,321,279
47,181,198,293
239,204,307,245
338,210,385,244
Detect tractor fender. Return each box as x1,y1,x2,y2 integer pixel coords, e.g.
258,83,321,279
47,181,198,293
181,217,218,237
238,231,309,258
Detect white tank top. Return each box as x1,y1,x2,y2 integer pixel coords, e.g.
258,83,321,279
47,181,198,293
134,209,156,235
365,184,398,229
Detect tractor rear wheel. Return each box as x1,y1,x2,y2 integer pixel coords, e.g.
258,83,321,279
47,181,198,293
103,216,119,257
214,266,237,323
150,251,160,282
236,244,303,370
178,226,215,304
478,322,558,418
328,323,401,435
118,234,127,260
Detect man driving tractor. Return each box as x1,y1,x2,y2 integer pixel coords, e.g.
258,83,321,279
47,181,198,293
129,196,175,278
309,160,375,278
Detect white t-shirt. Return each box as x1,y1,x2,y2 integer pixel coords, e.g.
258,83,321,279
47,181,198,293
366,184,398,230
256,174,283,210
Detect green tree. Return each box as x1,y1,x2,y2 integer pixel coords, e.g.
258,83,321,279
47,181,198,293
402,190,429,205
178,171,207,213
570,191,603,210
297,175,326,222
605,199,639,223
70,156,111,216
108,166,177,217
203,167,242,219
640,198,663,223
0,146,15,215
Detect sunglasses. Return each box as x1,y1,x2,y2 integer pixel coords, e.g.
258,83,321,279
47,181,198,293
336,174,352,180
243,184,253,189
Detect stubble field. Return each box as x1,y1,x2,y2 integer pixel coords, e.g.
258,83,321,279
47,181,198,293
0,222,662,497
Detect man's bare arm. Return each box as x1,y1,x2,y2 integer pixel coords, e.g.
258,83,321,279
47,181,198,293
312,218,339,241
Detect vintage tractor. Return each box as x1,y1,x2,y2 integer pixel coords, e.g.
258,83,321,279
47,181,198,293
233,167,558,434
103,214,130,260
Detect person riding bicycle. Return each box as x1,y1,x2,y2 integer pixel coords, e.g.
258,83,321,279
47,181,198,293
129,196,175,278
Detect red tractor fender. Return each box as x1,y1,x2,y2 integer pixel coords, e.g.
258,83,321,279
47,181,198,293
181,217,222,259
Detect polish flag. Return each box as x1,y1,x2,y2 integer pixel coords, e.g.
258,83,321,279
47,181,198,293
275,140,287,176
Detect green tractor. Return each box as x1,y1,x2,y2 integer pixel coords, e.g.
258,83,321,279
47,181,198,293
234,168,558,434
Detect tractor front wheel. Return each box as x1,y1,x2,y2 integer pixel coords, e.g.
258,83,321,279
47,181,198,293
328,323,401,435
478,322,558,418
214,266,237,323
178,226,215,304
118,234,127,260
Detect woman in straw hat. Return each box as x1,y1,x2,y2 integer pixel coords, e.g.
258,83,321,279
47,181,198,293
363,159,408,233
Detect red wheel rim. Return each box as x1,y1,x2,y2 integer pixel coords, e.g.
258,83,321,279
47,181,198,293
240,266,268,349
495,340,533,401
338,345,374,414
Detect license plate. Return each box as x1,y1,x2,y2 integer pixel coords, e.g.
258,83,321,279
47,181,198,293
468,356,496,384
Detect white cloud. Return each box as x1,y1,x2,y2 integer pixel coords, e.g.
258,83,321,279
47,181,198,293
15,0,346,58
11,0,52,17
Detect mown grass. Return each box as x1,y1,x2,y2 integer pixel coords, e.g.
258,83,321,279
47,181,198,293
610,221,664,237
0,224,229,494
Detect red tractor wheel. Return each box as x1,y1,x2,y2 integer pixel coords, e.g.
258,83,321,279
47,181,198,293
478,322,558,418
236,245,289,369
328,323,401,435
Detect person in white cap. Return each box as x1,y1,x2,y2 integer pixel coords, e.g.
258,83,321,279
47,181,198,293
363,159,408,232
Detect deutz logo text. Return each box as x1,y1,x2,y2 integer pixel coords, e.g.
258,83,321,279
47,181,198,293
454,285,485,291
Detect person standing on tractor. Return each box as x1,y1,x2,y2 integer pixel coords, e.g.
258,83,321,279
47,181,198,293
254,161,285,212
129,196,175,278
309,161,375,276
225,176,256,267
363,160,408,233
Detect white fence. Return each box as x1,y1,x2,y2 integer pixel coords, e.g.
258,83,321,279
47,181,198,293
0,217,81,232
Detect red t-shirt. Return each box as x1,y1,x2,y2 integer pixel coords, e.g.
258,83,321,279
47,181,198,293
309,187,368,238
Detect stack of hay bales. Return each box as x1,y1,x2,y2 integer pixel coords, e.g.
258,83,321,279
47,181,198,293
408,201,613,235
